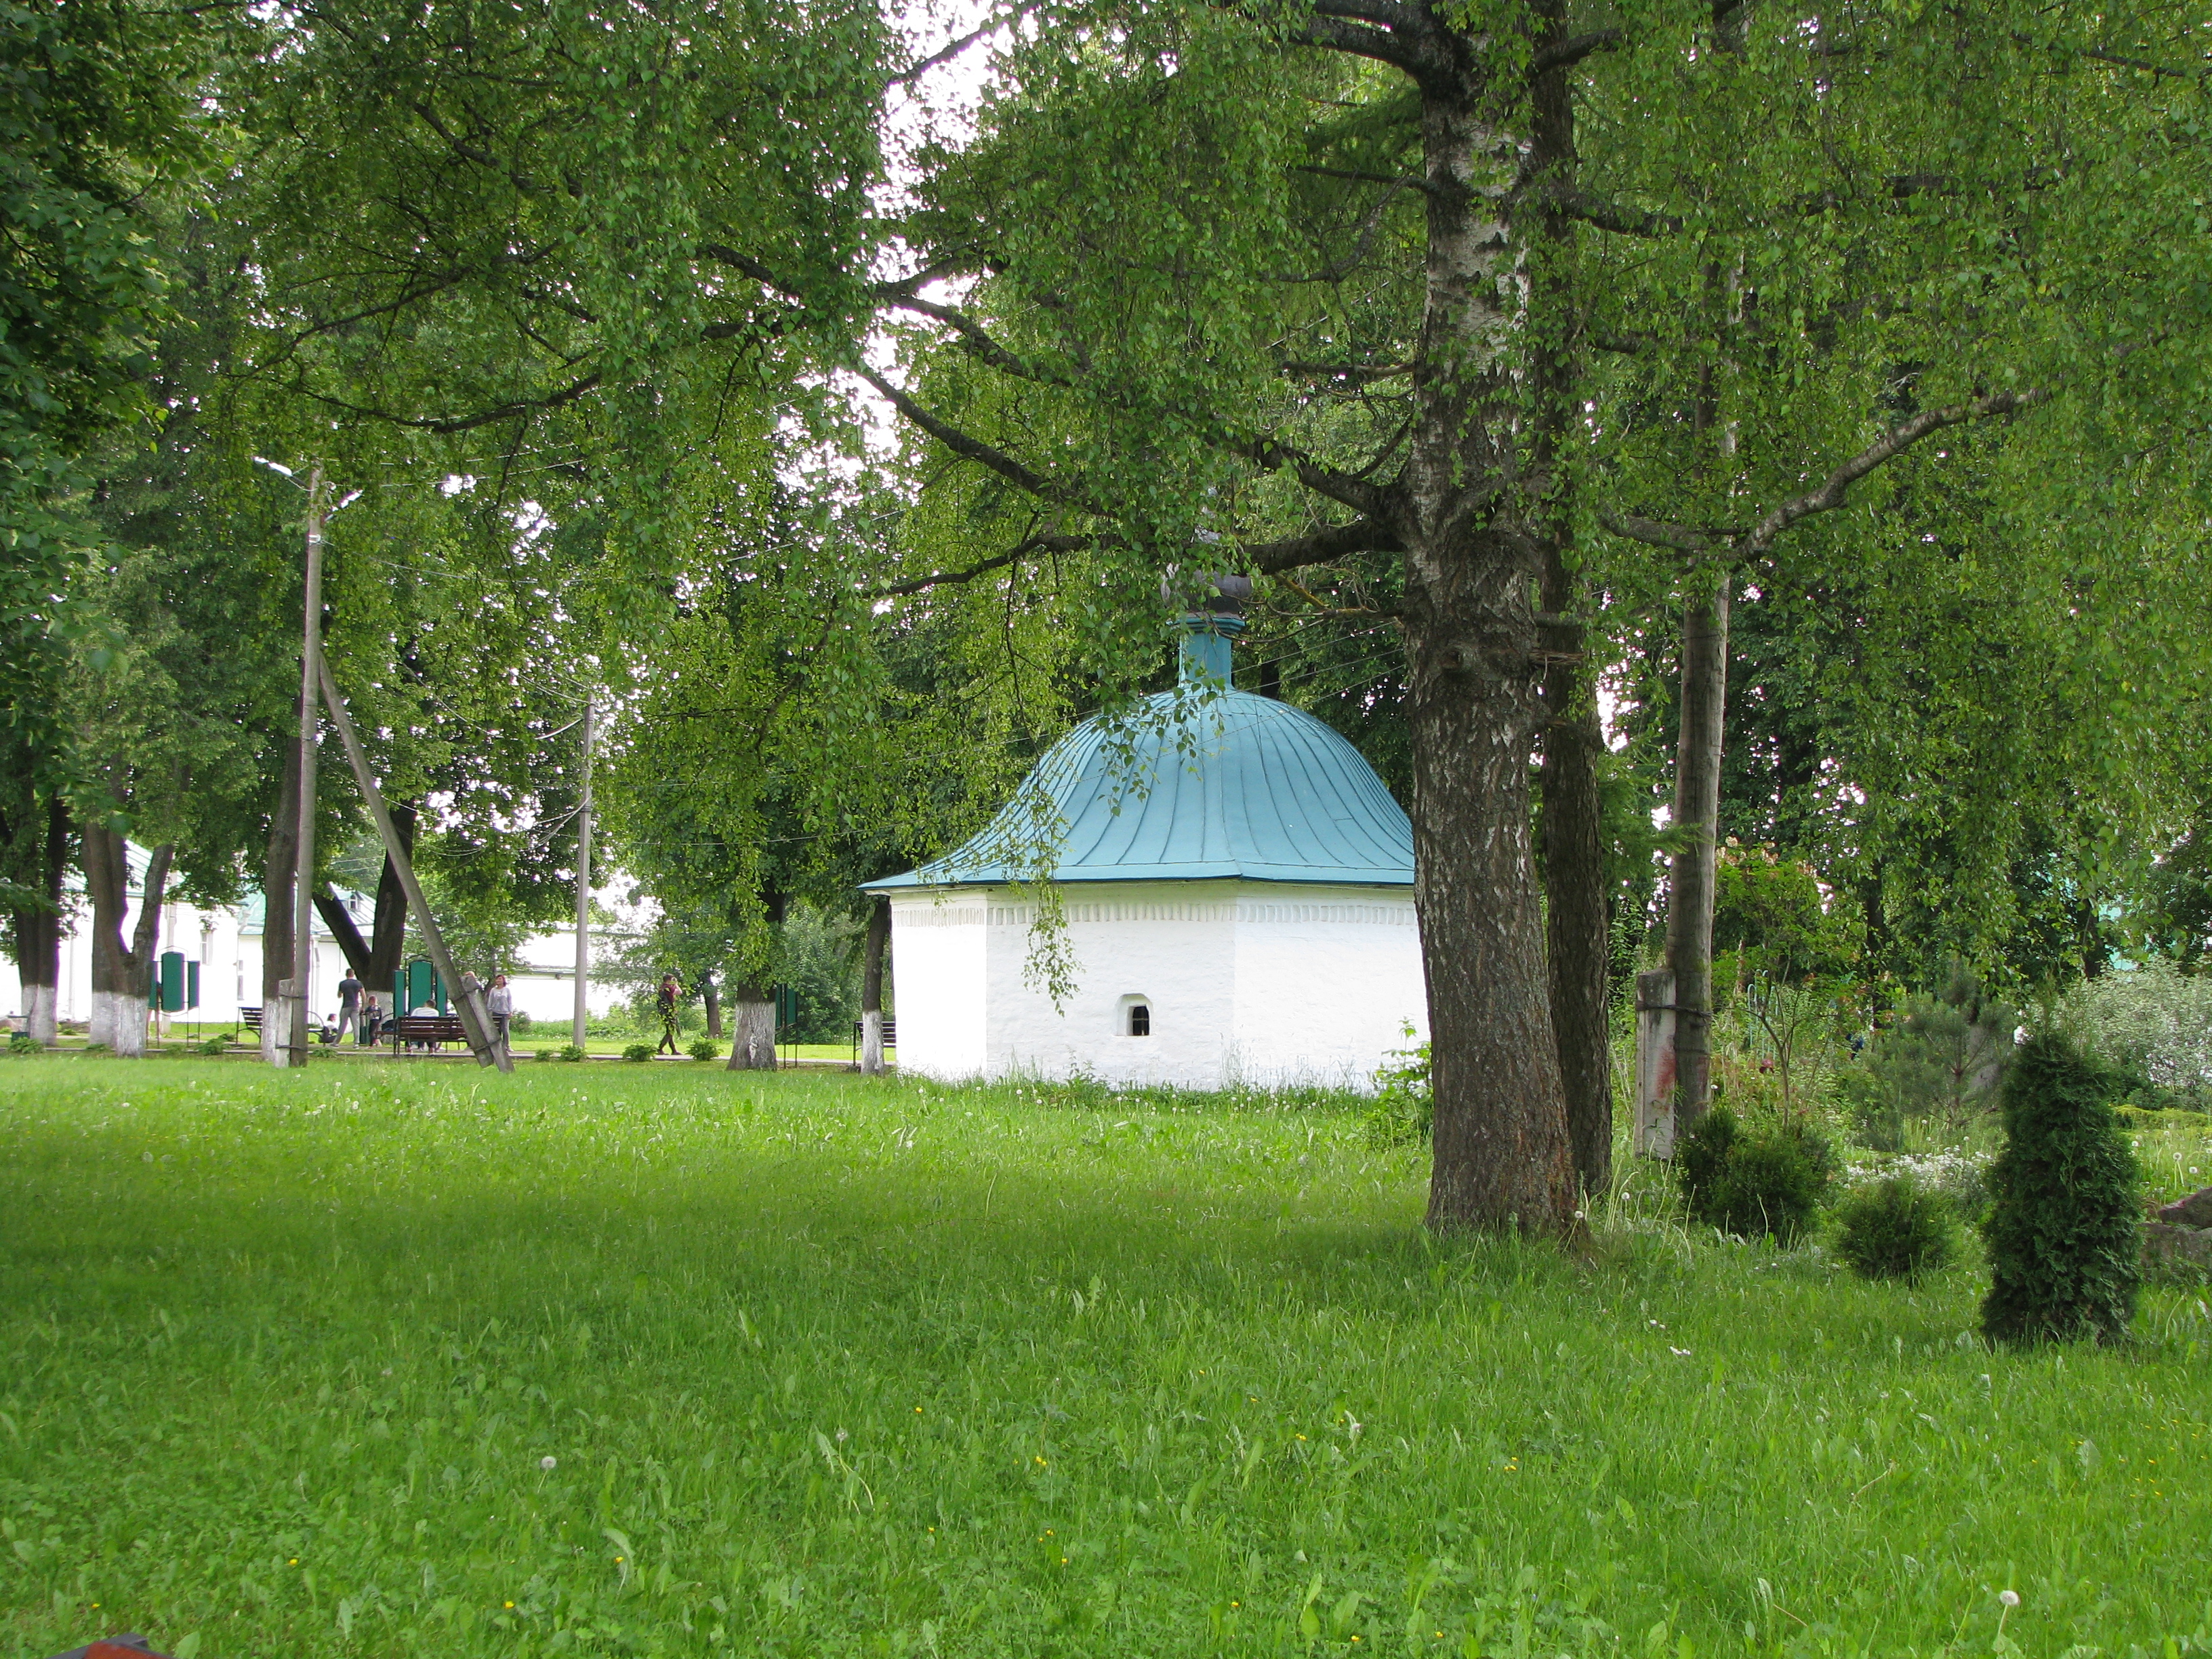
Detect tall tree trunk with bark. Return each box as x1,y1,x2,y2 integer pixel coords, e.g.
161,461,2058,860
314,800,417,994
701,969,722,1039
724,978,776,1070
859,897,889,1074
7,798,69,1044
262,700,302,1061
1664,583,1730,1126
1529,3,1614,1202
1404,64,1577,1235
83,823,171,1057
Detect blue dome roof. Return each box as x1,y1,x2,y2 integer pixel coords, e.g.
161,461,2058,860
869,689,1414,889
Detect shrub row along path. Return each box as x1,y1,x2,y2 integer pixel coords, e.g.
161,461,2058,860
1,1059,2207,1657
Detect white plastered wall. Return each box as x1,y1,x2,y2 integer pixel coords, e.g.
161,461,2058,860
884,893,989,1078
987,882,1238,1086
886,878,1425,1089
1229,887,1426,1088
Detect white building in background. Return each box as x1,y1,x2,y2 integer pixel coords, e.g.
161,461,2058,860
0,844,627,1033
867,607,1427,1090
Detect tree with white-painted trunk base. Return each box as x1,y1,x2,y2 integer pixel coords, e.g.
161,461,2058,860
725,991,777,1071
83,823,171,1058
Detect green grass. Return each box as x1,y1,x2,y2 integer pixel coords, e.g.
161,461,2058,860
1,1059,2207,1659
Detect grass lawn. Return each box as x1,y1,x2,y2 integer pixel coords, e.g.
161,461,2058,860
1,1059,2207,1659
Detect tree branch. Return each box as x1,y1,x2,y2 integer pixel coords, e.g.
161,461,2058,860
886,7,1035,87
853,366,1081,505
1744,386,2049,551
1530,26,1623,77
1288,14,1430,77
871,531,1094,598
1599,386,2053,560
1242,516,1401,573
1597,514,1718,554
1549,187,1681,239
302,371,604,434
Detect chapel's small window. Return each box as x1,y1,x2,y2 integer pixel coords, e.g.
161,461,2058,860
1128,1003,1151,1037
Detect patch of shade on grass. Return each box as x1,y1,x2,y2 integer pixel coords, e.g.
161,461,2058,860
1,1057,2207,1657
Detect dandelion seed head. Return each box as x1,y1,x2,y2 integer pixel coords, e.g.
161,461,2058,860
540,1455,557,1471
2000,1591,2020,1608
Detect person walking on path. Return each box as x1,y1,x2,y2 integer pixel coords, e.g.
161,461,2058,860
655,973,682,1056
487,973,514,1056
334,970,365,1044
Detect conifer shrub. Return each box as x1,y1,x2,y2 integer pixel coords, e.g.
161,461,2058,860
688,1038,721,1061
1832,1175,1960,1283
1981,1033,2141,1347
1837,963,2016,1148
621,1042,655,1063
557,1043,587,1063
1675,1106,1832,1242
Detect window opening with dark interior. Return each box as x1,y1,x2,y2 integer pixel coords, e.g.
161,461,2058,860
1128,1002,1151,1037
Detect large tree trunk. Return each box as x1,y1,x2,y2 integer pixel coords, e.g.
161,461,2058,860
323,800,420,995
1657,0,1753,1132
83,823,171,1057
262,701,302,1062
1529,7,1613,1203
859,897,889,1074
1403,47,1577,1235
701,969,722,1039
1540,640,1613,1197
1664,583,1730,1127
365,800,415,987
314,802,416,990
724,979,776,1070
9,798,69,1044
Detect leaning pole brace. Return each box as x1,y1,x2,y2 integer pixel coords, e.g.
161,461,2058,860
316,651,512,1073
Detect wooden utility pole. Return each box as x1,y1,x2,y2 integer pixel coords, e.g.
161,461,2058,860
279,466,325,1068
573,695,593,1050
317,654,512,1072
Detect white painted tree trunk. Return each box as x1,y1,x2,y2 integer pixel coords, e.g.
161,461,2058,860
24,983,56,1045
860,1008,884,1074
93,989,150,1056
725,998,776,1070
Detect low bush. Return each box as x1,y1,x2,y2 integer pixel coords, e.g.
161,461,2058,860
621,1042,655,1063
7,1033,40,1054
2063,956,2212,1096
533,1048,557,1063
1982,1033,2141,1347
557,1043,587,1063
688,1038,721,1061
1837,1149,1992,1225
196,1036,228,1056
510,1011,533,1035
1831,1176,1960,1283
1362,1025,1431,1145
1675,1106,1832,1242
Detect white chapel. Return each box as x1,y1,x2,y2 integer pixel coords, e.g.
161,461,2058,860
867,591,1427,1089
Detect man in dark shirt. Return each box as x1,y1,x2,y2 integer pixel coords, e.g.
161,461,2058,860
334,971,364,1044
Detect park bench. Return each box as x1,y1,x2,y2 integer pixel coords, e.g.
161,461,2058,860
388,1012,471,1052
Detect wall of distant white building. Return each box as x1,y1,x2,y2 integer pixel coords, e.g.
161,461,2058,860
1,844,630,1030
